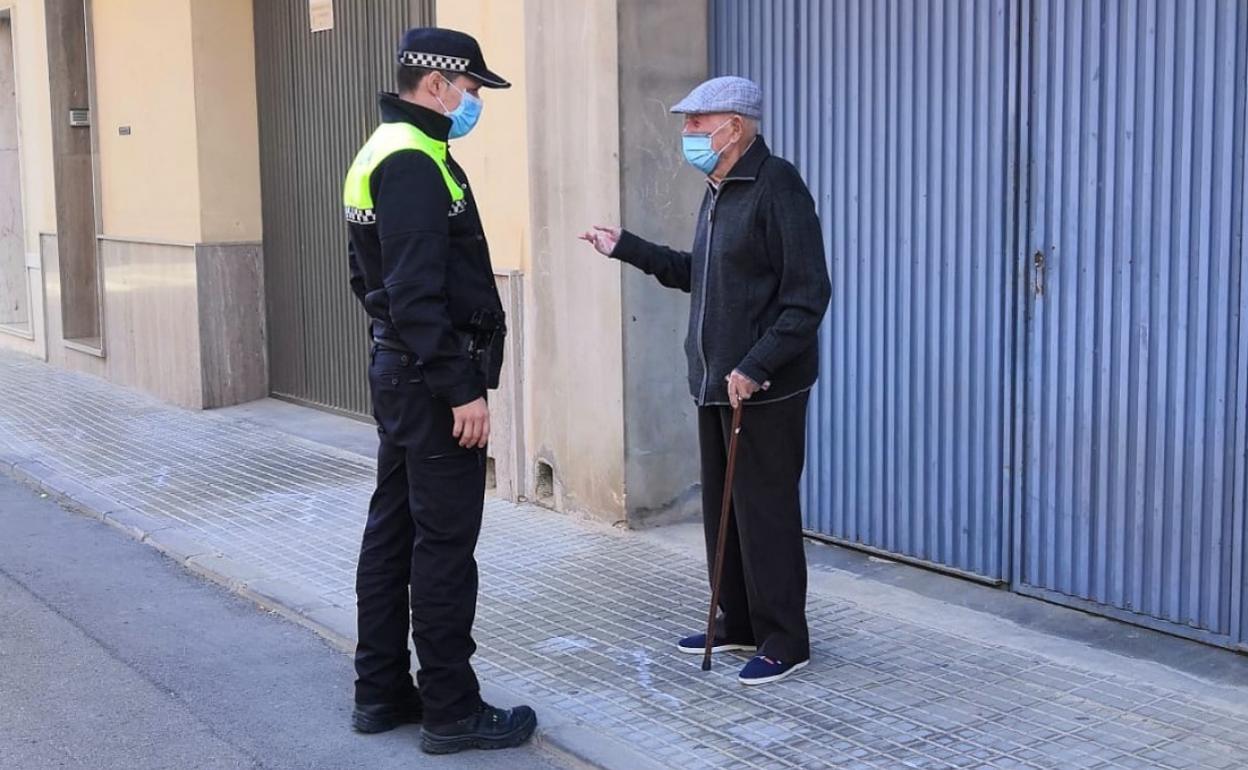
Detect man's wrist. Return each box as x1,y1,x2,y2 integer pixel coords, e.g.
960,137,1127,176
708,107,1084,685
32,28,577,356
442,382,486,409
735,360,769,389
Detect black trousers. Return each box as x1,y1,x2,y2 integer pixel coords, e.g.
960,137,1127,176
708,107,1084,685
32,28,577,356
354,348,485,725
699,392,811,663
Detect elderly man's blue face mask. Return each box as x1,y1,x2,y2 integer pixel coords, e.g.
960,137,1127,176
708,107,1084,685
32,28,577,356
681,119,734,175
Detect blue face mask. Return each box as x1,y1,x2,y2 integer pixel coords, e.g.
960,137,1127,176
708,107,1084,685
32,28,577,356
681,119,734,175
438,76,483,139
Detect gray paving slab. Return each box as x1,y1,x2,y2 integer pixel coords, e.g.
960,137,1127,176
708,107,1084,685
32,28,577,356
3,350,1248,769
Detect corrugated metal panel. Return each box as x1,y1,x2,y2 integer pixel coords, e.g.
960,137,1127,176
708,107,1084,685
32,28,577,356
1021,0,1248,645
1239,28,1248,646
254,0,433,415
710,0,1019,581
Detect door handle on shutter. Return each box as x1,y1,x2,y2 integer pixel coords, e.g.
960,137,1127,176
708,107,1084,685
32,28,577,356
1033,250,1046,297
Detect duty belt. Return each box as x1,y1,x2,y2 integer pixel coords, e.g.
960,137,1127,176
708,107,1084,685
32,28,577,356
371,338,412,354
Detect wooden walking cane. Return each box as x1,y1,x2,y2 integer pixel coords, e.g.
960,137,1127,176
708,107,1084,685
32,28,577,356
702,403,745,672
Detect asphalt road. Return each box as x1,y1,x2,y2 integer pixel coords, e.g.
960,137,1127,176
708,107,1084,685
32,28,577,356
0,474,570,770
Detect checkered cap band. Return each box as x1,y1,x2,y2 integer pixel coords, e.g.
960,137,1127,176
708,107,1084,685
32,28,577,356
399,51,470,71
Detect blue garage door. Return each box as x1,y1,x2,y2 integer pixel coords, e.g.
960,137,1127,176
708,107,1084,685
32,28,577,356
1019,0,1248,650
712,0,1248,650
712,0,1020,582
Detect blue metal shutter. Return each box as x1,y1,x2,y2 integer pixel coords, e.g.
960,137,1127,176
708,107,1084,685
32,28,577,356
1019,0,1248,649
711,0,1020,581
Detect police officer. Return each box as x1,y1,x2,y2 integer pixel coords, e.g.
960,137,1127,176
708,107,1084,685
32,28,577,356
343,27,536,755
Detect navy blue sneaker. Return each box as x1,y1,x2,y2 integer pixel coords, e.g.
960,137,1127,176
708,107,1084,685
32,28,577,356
677,633,757,655
738,655,809,686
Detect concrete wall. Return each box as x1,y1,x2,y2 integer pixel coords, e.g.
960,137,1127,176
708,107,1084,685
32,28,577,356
189,0,261,243
195,241,266,407
435,0,530,273
92,0,200,242
431,0,708,524
91,0,263,243
187,0,265,405
522,0,626,520
434,0,532,506
616,0,707,526
434,0,632,520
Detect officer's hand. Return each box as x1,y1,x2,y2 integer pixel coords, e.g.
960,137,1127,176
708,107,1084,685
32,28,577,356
725,370,770,410
452,398,490,449
578,225,621,257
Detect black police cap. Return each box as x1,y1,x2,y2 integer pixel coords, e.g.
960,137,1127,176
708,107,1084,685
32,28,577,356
398,27,511,89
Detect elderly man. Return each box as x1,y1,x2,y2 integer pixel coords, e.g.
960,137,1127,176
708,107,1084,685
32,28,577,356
581,76,830,686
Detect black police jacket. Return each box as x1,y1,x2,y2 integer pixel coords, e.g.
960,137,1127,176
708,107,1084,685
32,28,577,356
612,137,831,407
347,94,505,407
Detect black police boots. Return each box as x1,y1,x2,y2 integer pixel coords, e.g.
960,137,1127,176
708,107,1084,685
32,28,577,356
351,691,423,734
420,703,538,755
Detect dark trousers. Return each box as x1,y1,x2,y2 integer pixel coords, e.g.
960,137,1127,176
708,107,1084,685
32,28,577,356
698,392,811,662
354,348,485,725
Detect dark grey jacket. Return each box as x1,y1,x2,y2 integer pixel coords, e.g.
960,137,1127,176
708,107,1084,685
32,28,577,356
612,137,831,407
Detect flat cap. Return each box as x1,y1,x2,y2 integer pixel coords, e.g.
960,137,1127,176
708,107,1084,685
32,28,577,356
670,76,762,119
398,27,510,89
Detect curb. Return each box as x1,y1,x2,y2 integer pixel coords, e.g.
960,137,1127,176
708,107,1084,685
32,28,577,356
0,452,659,770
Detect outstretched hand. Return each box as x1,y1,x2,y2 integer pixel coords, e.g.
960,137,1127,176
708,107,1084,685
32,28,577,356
578,225,621,257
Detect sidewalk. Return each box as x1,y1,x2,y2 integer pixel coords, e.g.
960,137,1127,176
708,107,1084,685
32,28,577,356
2,349,1247,770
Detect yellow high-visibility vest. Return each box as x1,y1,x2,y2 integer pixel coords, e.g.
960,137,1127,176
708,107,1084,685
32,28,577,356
343,122,463,225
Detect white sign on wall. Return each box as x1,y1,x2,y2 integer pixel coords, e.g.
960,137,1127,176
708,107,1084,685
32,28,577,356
309,0,334,33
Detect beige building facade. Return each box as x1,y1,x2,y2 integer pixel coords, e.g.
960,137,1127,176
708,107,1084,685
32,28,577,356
2,0,266,409
1,0,708,527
